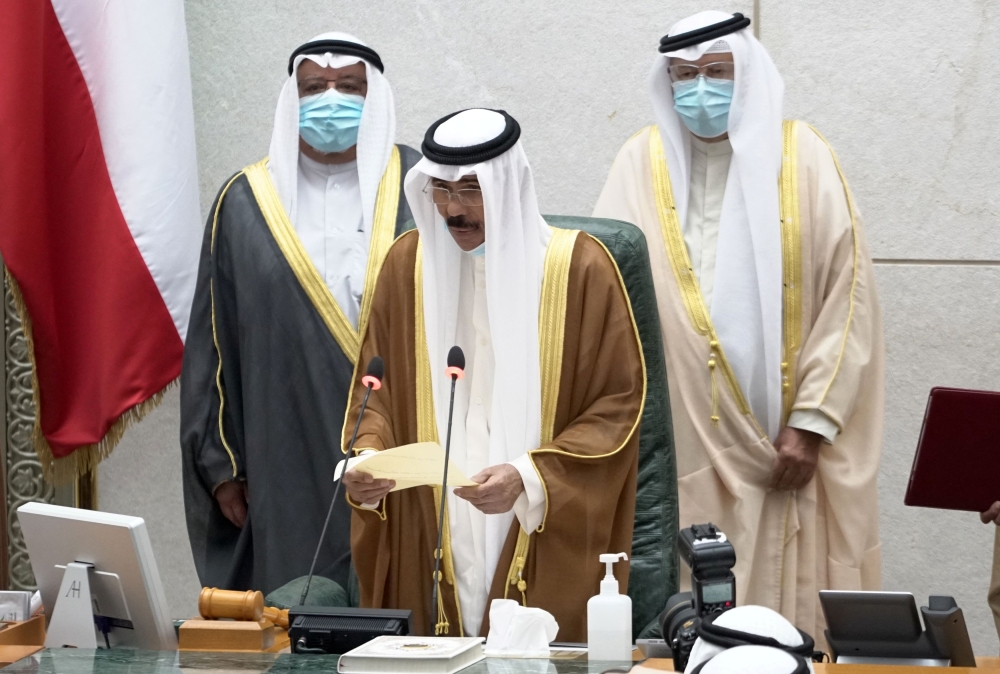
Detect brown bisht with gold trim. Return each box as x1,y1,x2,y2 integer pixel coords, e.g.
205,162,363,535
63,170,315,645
594,122,883,641
344,228,645,640
180,145,420,595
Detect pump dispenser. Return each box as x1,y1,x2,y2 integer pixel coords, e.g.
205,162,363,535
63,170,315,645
587,552,632,661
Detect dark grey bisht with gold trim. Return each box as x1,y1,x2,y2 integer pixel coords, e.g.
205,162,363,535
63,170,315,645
180,144,421,595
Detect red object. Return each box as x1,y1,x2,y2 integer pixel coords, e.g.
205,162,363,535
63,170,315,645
0,2,183,457
445,366,466,380
360,375,382,391
904,387,1000,513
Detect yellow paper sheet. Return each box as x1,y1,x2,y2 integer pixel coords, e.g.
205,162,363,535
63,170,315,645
335,442,476,491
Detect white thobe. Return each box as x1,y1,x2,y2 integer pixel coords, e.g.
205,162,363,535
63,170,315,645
295,154,367,329
447,254,546,637
685,136,838,443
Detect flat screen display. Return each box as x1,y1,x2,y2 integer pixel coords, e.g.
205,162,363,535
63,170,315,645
701,581,734,604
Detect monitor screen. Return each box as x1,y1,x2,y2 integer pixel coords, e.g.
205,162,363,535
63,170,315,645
701,581,734,604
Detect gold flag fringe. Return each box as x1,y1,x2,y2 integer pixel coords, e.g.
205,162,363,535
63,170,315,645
6,270,176,485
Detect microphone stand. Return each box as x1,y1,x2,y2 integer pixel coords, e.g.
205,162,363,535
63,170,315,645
430,372,459,634
299,381,375,607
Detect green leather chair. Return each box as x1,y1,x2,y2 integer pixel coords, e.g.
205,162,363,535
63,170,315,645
545,215,679,639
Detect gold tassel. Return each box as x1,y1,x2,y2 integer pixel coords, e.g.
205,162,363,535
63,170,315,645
6,270,174,484
505,529,531,605
708,340,720,425
433,569,449,635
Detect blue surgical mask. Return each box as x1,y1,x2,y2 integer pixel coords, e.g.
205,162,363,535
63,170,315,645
467,242,486,257
672,76,734,139
298,89,364,154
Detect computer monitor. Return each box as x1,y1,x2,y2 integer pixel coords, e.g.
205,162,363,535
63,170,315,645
17,502,177,650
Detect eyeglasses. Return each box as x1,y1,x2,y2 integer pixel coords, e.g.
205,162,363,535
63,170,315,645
668,62,735,82
423,186,484,207
297,76,365,97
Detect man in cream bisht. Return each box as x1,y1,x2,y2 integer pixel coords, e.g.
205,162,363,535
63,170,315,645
594,11,884,638
181,33,420,595
341,109,645,639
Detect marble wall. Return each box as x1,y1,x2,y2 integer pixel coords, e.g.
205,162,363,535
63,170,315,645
97,0,1000,653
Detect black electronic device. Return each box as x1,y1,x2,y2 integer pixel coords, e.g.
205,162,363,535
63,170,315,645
288,606,411,655
820,591,976,666
658,523,737,671
679,523,737,615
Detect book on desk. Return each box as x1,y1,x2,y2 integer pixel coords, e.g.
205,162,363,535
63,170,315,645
337,636,485,674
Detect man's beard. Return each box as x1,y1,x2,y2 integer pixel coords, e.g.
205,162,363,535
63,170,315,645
446,215,482,232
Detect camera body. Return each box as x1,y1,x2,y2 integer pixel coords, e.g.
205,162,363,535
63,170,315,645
660,523,737,671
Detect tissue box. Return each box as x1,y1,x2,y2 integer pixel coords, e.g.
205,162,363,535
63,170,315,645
0,592,31,622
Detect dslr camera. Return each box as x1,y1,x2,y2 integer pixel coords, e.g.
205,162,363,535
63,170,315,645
659,523,737,671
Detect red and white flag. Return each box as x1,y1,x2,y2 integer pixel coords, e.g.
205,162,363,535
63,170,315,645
0,0,201,480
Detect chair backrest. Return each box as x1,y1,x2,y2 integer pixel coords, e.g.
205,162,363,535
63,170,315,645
545,215,678,639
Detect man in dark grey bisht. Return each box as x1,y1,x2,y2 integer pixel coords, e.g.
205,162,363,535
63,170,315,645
181,32,420,598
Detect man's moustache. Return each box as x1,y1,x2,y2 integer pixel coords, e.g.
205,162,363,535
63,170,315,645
446,216,481,230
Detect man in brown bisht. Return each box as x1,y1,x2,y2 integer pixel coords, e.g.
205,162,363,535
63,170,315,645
341,108,645,640
593,11,883,640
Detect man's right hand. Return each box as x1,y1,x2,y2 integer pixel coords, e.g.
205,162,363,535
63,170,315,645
981,501,1000,524
216,480,248,528
343,469,395,506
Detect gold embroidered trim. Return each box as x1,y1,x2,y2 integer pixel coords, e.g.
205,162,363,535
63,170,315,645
209,172,245,479
648,125,755,422
414,240,438,445
358,146,402,335
529,234,647,533
243,159,360,362
538,228,580,445
806,125,861,406
415,242,464,637
499,228,579,606
779,121,803,424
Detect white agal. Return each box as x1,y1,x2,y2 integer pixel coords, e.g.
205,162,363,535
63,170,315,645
587,552,632,661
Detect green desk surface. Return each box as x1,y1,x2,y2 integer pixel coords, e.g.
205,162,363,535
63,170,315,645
1,649,638,673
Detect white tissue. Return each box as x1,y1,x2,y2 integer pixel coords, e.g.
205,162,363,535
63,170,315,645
29,591,42,617
484,599,559,658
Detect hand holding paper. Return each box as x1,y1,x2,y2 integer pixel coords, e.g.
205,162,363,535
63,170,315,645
336,442,476,498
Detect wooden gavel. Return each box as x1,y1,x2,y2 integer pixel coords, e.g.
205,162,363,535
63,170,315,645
198,587,289,629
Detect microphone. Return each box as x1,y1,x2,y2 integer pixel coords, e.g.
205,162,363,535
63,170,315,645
299,356,384,606
431,347,465,633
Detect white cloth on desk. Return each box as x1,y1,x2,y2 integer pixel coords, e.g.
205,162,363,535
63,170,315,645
295,154,366,328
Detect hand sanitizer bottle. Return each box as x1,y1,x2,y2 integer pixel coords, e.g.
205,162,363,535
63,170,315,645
587,552,632,661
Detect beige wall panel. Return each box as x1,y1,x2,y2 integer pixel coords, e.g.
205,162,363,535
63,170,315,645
761,0,1000,260
876,264,1000,655
185,0,751,219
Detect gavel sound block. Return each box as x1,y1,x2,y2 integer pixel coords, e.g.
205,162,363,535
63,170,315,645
177,588,291,652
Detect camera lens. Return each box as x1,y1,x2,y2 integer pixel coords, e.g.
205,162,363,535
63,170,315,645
659,592,700,671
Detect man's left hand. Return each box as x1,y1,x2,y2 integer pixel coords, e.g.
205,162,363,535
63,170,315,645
454,464,524,514
769,426,823,491
981,502,1000,524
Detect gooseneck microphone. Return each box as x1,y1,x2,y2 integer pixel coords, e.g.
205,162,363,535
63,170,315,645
299,356,384,607
430,346,465,633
